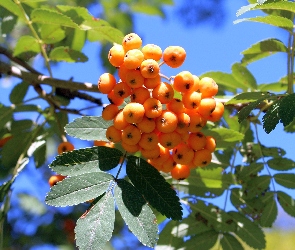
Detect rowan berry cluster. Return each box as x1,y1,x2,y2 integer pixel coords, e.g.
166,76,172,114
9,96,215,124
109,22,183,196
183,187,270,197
97,32,224,180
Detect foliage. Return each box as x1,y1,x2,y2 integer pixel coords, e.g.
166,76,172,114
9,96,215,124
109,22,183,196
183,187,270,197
0,0,295,249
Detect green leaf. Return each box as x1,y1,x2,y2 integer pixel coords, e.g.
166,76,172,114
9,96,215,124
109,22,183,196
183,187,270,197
0,0,24,20
40,24,66,44
75,192,115,250
277,191,295,217
234,15,293,30
50,146,123,176
9,82,29,104
236,3,258,17
126,156,182,220
131,4,164,16
65,116,112,141
31,8,79,28
267,157,295,171
274,173,295,189
231,63,257,90
0,7,18,35
278,93,295,127
220,233,244,250
14,104,40,112
183,230,219,250
207,127,244,142
115,179,158,247
200,71,241,91
253,2,295,15
226,92,272,104
259,195,278,227
45,172,113,207
241,38,288,65
258,82,287,93
242,175,271,199
0,104,13,129
18,193,47,216
262,100,280,133
13,35,40,58
237,162,264,181
49,46,88,62
229,211,266,249
32,140,46,168
0,180,13,202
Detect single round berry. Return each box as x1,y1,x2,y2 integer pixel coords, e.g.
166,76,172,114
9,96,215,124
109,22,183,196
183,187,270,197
57,141,74,155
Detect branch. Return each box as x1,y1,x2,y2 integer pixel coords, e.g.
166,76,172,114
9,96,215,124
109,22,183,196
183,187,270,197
0,61,99,93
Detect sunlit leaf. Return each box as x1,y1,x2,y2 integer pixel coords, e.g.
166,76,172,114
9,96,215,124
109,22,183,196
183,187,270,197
126,156,182,220
40,24,66,44
231,63,257,90
75,192,115,250
50,146,123,176
13,35,40,58
65,116,112,141
0,0,24,20
115,179,158,247
46,172,113,207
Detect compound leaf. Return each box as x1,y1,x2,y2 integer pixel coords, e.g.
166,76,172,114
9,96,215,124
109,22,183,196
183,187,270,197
115,179,158,247
50,146,123,176
75,192,115,250
126,156,182,220
65,116,112,141
45,172,113,207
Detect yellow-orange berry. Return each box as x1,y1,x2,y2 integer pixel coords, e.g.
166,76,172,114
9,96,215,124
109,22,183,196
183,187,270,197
144,74,161,89
98,73,117,94
94,140,115,148
175,113,190,134
182,91,201,109
188,132,207,151
161,155,176,173
49,175,66,187
106,125,122,143
137,116,156,133
57,141,74,155
156,110,178,133
122,124,142,145
196,98,216,118
126,69,145,88
152,82,174,104
121,141,140,153
173,71,194,93
171,164,190,180
122,33,142,51
123,102,145,124
113,109,129,130
159,131,181,149
141,146,160,159
192,149,212,167
142,44,162,61
163,46,186,68
108,44,125,67
172,143,194,165
102,104,119,121
199,77,218,98
204,136,216,152
113,81,132,99
187,112,207,133
124,49,144,69
166,98,185,114
118,64,129,82
138,132,159,150
107,90,124,106
130,87,151,104
140,59,160,78
143,98,162,118
208,101,224,122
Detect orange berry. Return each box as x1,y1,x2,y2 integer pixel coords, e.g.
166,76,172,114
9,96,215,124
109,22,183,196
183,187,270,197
156,110,178,133
113,109,129,130
143,98,162,118
175,113,190,134
188,132,207,151
166,98,185,114
147,159,163,171
123,102,145,124
192,149,212,167
187,112,207,133
106,125,122,143
208,101,224,122
199,77,218,98
118,64,129,82
204,136,216,152
94,140,115,148
163,46,186,68
172,143,194,165
122,33,142,51
161,155,176,173
191,75,200,92
140,59,160,78
142,44,162,61
57,141,74,155
182,91,201,109
121,141,140,153
122,124,142,145
173,71,194,93
98,73,117,94
196,98,216,118
130,87,150,104
179,131,190,143
170,164,190,180
102,104,119,121
137,116,156,133
48,174,66,187
159,131,181,149
138,131,159,150
140,146,161,159
113,81,132,99
144,74,161,89
152,82,174,104
124,49,144,69
107,90,124,106
108,44,125,67
148,144,170,166
126,69,145,88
